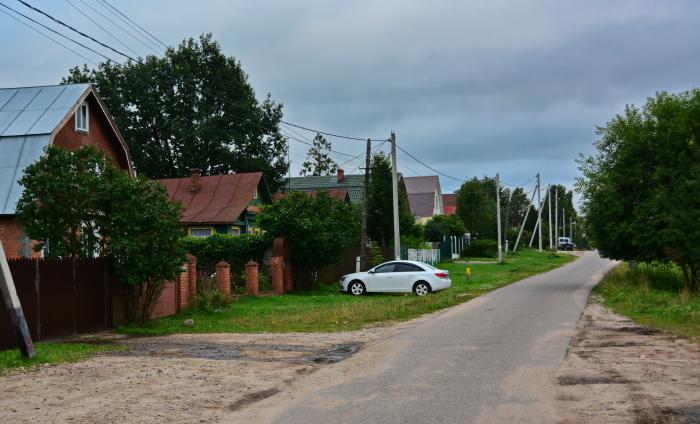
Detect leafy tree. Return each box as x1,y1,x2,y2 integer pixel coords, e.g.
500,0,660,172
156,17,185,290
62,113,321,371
16,146,184,324
257,191,359,288
300,133,337,176
424,215,466,242
455,177,496,239
367,152,420,248
578,89,700,291
62,34,289,192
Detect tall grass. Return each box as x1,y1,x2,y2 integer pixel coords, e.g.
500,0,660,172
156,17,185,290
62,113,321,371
595,262,700,340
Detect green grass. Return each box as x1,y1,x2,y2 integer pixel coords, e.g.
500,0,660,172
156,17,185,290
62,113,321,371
118,249,576,335
595,263,700,341
0,342,122,374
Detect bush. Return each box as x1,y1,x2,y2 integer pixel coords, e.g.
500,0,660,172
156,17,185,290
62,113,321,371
630,262,685,293
461,239,498,258
195,274,230,312
180,234,269,271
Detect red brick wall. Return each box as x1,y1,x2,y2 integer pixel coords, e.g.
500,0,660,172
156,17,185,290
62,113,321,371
0,217,41,258
52,93,130,171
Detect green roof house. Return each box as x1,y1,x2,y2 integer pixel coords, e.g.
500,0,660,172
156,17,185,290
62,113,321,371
284,169,407,205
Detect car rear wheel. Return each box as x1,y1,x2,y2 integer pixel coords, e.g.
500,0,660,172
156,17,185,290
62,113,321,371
349,281,366,296
413,281,431,296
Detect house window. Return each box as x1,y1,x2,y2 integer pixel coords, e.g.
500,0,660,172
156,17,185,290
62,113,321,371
230,226,241,236
189,227,213,237
75,102,89,133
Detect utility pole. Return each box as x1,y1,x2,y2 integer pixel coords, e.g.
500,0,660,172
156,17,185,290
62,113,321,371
496,173,503,264
0,241,35,358
555,188,558,250
570,217,573,242
563,208,566,239
547,185,553,250
529,188,547,248
390,131,400,260
360,138,371,270
512,182,537,252
537,173,542,252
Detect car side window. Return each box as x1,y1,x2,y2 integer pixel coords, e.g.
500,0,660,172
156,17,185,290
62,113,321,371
374,263,396,273
396,263,423,272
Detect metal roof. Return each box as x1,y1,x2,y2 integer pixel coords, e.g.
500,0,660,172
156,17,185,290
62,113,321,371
285,174,366,204
0,84,91,215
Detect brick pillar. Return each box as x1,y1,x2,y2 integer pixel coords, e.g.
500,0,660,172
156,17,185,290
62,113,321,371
284,259,293,292
245,260,259,296
186,253,197,299
216,261,231,297
270,256,284,295
178,261,190,310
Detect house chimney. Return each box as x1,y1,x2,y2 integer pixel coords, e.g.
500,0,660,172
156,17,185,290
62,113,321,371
337,168,345,183
188,168,201,193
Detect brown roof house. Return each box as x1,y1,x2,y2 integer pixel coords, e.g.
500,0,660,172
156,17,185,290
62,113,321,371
158,170,271,237
404,176,444,224
443,193,457,216
0,83,134,257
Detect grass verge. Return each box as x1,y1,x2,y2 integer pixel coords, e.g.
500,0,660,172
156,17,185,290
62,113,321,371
118,249,576,335
0,342,122,375
594,263,700,341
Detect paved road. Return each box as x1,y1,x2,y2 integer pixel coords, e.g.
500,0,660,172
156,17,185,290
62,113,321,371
272,251,616,423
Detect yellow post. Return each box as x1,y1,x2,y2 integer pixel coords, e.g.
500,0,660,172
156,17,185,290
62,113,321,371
466,267,471,278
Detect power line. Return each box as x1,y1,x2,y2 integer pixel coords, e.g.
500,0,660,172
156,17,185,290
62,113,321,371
0,1,116,63
64,0,141,58
0,5,97,65
395,143,466,183
16,0,133,60
76,0,158,55
281,121,386,143
96,0,167,50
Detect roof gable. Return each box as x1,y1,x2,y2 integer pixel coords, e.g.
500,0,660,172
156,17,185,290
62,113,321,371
404,176,440,194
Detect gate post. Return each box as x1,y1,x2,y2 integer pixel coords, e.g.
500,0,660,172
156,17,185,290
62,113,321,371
270,256,284,295
216,261,231,297
245,261,259,296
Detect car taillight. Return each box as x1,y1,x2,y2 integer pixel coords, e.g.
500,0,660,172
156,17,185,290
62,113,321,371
435,272,448,279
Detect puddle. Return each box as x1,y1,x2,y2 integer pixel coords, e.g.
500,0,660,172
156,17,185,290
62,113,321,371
305,343,363,364
558,374,634,385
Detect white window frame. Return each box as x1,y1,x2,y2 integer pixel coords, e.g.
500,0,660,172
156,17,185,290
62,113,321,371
75,101,89,133
230,226,241,236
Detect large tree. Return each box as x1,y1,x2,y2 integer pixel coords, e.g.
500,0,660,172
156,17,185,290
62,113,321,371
257,191,359,288
367,153,419,248
300,133,337,176
62,34,289,192
455,177,497,239
578,89,700,290
16,146,184,324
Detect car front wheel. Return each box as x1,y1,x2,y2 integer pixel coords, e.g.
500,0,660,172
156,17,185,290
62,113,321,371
413,281,431,296
349,281,366,296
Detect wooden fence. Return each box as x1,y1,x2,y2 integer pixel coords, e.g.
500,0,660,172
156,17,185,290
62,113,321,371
0,257,112,350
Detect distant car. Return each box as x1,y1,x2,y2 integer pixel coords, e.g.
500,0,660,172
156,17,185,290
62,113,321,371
557,237,576,251
340,260,451,296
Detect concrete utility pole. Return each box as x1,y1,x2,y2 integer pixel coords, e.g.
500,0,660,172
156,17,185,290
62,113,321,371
563,208,566,239
512,182,537,252
390,131,400,260
537,173,542,252
0,241,35,358
547,185,553,250
555,188,558,250
496,173,503,264
529,189,547,248
570,217,573,242
360,138,371,270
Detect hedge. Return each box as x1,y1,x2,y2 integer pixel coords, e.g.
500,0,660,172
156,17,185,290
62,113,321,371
180,234,269,272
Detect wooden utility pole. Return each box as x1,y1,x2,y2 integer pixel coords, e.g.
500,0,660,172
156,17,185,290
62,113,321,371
537,173,542,252
0,241,35,358
360,138,371,270
496,173,503,264
547,185,553,250
390,131,400,260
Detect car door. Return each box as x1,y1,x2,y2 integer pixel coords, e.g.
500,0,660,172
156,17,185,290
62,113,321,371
367,263,396,292
394,262,425,292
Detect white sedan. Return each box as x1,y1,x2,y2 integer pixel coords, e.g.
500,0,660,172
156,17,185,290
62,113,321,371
340,260,451,296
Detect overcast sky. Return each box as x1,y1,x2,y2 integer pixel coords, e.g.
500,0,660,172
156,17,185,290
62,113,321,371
2,0,700,201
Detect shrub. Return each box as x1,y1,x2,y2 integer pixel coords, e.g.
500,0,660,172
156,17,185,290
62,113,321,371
461,239,498,258
180,234,268,272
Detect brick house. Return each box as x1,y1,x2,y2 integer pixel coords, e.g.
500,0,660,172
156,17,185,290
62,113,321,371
158,169,271,237
0,83,134,257
443,193,457,216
